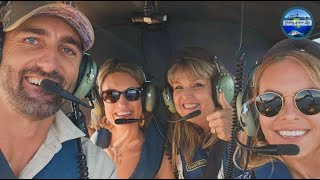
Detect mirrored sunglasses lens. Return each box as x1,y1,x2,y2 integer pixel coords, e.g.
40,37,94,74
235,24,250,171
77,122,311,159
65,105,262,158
125,89,141,101
296,89,320,115
255,92,282,117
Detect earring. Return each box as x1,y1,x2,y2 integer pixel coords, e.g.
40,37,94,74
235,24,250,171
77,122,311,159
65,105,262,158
100,116,114,130
139,119,145,127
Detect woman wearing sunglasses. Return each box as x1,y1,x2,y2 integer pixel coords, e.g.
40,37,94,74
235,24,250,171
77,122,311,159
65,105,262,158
236,38,320,179
89,58,175,179
164,47,233,179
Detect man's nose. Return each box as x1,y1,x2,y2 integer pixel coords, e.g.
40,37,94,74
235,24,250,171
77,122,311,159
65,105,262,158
36,48,60,72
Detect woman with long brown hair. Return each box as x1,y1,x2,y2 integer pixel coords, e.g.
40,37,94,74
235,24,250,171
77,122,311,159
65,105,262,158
163,47,233,178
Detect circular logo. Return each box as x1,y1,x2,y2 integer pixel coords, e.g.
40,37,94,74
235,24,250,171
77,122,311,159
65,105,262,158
281,7,314,40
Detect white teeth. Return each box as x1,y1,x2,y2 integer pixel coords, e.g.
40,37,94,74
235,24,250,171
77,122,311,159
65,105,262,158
278,130,307,137
27,77,43,86
183,103,199,109
116,111,132,116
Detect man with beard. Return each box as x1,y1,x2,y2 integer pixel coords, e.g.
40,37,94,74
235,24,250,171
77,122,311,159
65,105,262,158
0,1,116,179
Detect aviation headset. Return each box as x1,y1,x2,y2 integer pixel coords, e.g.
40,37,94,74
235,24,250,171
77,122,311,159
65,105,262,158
91,58,157,119
237,38,320,138
162,47,235,114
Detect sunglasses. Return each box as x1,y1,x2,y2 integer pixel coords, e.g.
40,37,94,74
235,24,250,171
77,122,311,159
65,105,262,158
101,87,142,103
254,89,320,117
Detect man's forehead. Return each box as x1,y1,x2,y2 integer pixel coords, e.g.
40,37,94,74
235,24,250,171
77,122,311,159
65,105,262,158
9,16,83,51
16,16,78,36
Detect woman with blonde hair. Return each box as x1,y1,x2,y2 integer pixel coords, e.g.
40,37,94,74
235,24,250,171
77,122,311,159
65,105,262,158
90,58,175,179
236,38,320,178
162,47,234,178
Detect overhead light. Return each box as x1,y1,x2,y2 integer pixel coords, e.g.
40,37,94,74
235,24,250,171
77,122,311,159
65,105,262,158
131,13,167,24
131,1,167,25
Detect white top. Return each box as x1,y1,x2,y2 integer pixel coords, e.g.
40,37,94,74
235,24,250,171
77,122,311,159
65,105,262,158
90,130,99,144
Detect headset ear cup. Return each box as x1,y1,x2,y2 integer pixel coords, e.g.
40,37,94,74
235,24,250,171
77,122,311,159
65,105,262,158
216,73,235,105
143,82,157,112
162,87,176,113
238,92,259,137
75,55,88,91
73,53,98,100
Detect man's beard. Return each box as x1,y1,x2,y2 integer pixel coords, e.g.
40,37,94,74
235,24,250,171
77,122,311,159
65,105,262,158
0,65,74,120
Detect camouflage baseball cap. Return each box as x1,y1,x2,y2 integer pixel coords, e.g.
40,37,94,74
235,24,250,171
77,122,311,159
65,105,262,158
0,1,94,51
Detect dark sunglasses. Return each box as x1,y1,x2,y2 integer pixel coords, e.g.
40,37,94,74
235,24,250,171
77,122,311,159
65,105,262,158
255,89,320,117
101,87,142,103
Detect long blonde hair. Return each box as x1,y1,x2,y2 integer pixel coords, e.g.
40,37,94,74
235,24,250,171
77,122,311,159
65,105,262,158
237,49,320,169
90,57,146,130
167,47,221,167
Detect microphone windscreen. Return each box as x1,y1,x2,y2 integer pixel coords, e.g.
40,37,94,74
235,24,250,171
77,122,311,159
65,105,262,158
114,119,126,124
115,119,140,124
189,110,201,118
277,144,300,155
40,79,61,94
40,79,93,109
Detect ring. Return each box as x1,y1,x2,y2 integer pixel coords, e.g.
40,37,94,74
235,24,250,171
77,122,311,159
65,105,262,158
211,127,216,134
215,127,217,133
214,127,218,134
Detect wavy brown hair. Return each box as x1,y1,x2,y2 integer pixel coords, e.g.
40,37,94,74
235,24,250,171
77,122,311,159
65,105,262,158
166,47,222,168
